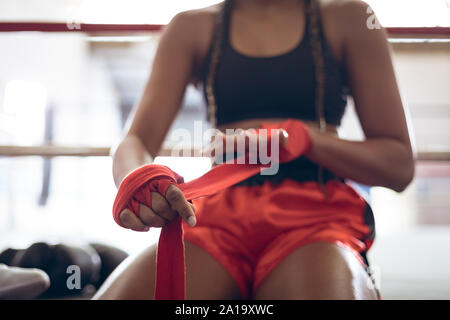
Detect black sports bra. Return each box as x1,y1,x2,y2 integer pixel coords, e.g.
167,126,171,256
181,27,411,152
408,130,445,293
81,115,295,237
201,5,350,127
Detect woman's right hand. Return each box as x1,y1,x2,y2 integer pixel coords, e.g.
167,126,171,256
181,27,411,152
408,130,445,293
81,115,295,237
202,127,289,165
118,184,197,232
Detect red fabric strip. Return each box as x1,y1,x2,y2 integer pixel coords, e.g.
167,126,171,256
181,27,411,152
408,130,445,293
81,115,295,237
112,119,311,299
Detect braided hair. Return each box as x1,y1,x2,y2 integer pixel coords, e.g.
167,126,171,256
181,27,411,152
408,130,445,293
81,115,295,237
205,0,234,128
205,0,328,193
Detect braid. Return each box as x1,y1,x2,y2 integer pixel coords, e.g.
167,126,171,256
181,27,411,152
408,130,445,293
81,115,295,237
306,0,326,132
306,0,328,197
205,0,234,128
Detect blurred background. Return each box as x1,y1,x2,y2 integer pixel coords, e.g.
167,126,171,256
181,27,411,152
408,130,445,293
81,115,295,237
0,0,449,299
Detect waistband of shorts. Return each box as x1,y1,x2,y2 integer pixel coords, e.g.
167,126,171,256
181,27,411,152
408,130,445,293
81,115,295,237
231,157,344,187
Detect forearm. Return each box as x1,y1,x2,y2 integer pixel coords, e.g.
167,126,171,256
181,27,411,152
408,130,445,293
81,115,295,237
112,135,154,188
306,129,415,192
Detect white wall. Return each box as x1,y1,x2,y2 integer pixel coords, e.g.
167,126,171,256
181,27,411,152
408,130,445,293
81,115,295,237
392,42,450,151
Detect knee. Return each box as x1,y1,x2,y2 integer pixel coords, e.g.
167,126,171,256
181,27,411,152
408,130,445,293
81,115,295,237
254,242,376,300
293,242,358,299
92,246,157,300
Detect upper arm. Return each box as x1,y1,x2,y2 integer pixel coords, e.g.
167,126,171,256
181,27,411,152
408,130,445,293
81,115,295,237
127,11,200,157
340,1,412,149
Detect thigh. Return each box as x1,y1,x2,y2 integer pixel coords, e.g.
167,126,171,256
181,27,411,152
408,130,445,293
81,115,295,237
253,242,378,300
93,240,242,300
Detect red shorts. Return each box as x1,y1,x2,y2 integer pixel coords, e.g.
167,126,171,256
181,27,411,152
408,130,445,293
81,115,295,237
182,178,375,299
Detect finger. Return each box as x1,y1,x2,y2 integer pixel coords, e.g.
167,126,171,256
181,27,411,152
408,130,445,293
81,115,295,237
202,129,288,166
139,204,167,228
248,128,287,156
234,130,258,163
202,131,225,158
151,192,178,221
202,129,286,163
279,129,289,147
231,129,260,155
208,132,245,164
164,184,196,227
231,131,248,154
119,209,148,232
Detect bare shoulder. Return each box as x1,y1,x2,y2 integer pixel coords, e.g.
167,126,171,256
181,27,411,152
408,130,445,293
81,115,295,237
163,4,221,71
168,4,219,30
320,0,381,35
168,6,220,45
318,0,385,62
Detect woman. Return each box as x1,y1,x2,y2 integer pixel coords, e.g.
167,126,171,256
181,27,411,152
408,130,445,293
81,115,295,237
94,0,414,300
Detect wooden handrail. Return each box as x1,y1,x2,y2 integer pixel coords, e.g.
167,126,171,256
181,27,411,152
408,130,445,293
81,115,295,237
416,151,450,162
0,145,111,157
0,22,164,33
1,145,449,161
0,145,184,157
0,22,449,37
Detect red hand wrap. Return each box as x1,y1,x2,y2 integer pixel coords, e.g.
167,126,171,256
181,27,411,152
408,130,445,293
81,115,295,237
113,165,184,228
259,118,312,163
112,119,312,300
